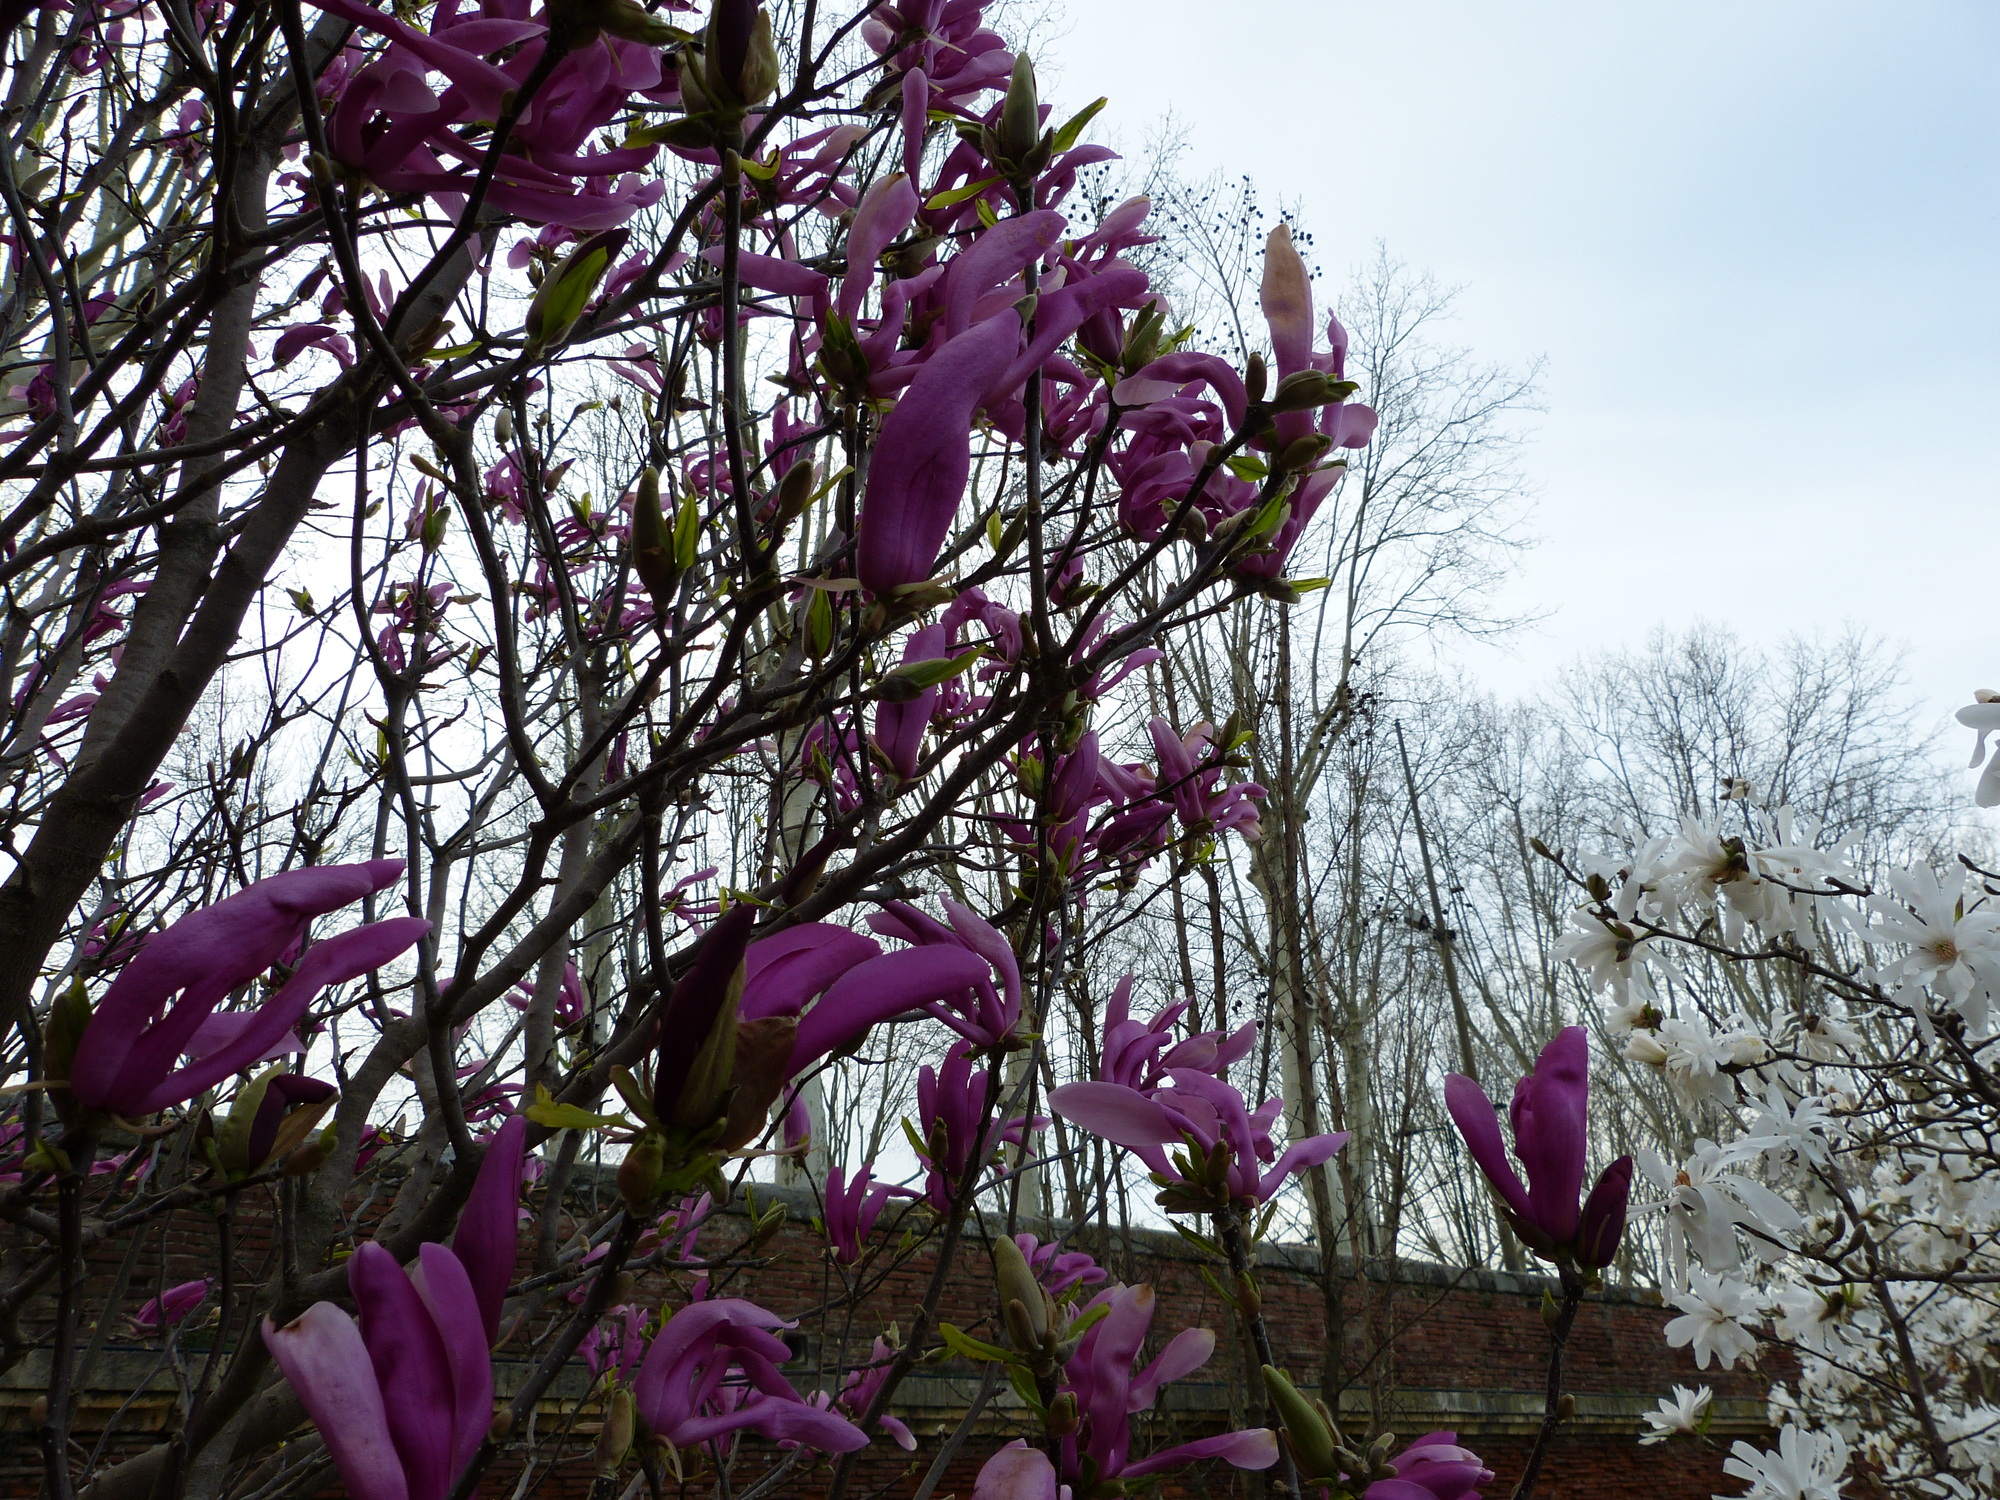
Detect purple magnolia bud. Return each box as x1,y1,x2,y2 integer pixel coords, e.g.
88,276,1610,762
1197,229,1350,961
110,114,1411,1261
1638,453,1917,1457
222,1072,338,1177
131,1280,208,1332
1444,1028,1605,1264
1576,1155,1635,1270
1260,223,1314,379
653,904,756,1126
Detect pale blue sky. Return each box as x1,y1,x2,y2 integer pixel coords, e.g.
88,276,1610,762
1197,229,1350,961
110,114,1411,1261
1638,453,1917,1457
1053,0,2000,743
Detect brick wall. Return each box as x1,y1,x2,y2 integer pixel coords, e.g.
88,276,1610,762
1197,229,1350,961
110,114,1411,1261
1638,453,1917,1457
2,1175,1777,1499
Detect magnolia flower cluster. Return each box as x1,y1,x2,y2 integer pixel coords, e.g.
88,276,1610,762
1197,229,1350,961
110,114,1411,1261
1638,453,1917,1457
1532,705,2000,1496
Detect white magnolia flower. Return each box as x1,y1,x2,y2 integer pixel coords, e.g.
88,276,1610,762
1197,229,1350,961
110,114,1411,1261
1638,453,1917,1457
1720,1423,1849,1500
1657,817,1766,941
1639,1143,1803,1283
1664,1269,1761,1370
1638,1384,1712,1445
1869,864,2000,1038
1554,910,1646,994
1772,1283,1855,1357
1743,1094,1836,1169
1955,690,2000,808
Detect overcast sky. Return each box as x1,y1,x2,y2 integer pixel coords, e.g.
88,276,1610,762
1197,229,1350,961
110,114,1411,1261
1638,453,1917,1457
1049,0,2000,754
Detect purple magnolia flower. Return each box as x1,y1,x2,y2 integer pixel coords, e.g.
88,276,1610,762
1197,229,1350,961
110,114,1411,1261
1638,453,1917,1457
1148,717,1267,841
504,960,585,1030
629,1299,867,1452
1059,1282,1277,1488
867,897,1022,1048
914,1042,1043,1210
131,1279,208,1333
68,861,428,1117
830,1336,914,1450
581,1304,648,1386
1443,1027,1633,1267
1051,1070,1347,1213
263,1240,494,1500
821,1164,913,1265
1098,976,1254,1093
453,1113,529,1345
1363,1432,1495,1500
1011,1232,1105,1297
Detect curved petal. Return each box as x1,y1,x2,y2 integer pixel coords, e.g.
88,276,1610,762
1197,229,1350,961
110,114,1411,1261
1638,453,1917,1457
415,1243,494,1475
1123,1427,1279,1478
113,916,429,1114
1048,1082,1181,1174
1128,1326,1214,1412
1442,1073,1532,1223
73,860,404,1110
1257,1130,1349,1203
787,946,992,1074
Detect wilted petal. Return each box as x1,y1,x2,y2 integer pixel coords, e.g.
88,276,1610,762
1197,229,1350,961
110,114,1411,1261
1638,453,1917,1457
263,1304,410,1500
972,1442,1060,1500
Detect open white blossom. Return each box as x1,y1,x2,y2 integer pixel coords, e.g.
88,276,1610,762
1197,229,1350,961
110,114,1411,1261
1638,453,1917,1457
1664,1269,1762,1370
1772,1284,1856,1358
1868,864,2000,1039
1720,1423,1849,1500
1554,909,1647,994
1638,1384,1712,1445
1955,691,2000,807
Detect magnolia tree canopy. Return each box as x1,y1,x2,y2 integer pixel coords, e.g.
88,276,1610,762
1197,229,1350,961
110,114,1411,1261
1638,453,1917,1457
0,0,1985,1498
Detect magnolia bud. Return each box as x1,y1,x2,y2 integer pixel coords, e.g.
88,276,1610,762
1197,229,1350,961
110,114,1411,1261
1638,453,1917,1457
594,1387,636,1476
618,1135,665,1209
1267,369,1333,412
488,1408,515,1443
524,228,629,354
1262,1366,1337,1481
1046,1390,1078,1437
494,408,513,445
1274,433,1330,474
631,467,678,614
773,457,816,524
1244,351,1268,405
997,55,1042,170
992,1235,1048,1341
